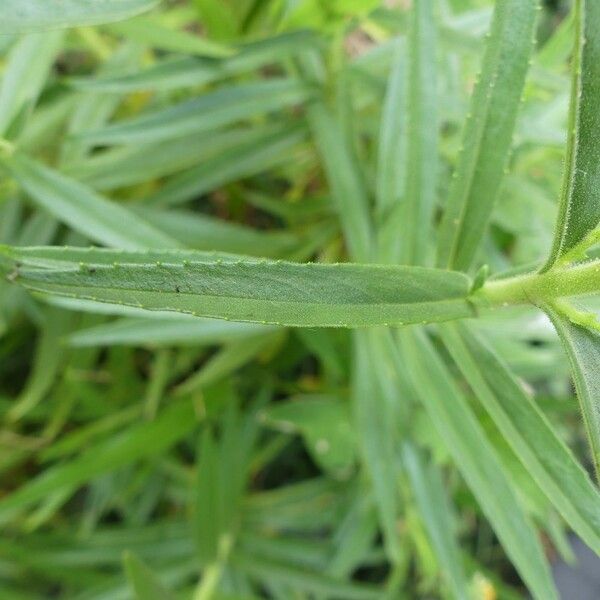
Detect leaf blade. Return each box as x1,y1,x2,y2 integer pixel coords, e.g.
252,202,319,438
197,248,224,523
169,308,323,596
545,306,600,479
2,153,179,249
399,329,557,600
440,321,600,556
0,246,474,328
436,0,539,271
543,0,600,267
0,0,159,32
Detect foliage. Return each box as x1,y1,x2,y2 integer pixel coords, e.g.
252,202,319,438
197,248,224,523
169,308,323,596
0,0,599,598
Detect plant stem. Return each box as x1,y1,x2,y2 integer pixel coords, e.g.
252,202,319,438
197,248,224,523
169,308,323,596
476,259,600,308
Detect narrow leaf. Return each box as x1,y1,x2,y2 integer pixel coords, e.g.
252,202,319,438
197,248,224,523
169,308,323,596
544,0,600,267
1,153,179,249
436,0,539,271
67,316,275,348
76,80,313,146
0,400,196,522
69,31,318,93
402,443,469,600
403,0,438,266
0,0,159,33
307,103,373,261
400,329,557,600
146,124,307,206
440,322,600,555
0,246,474,327
107,15,231,58
123,552,175,600
353,332,402,562
0,32,63,137
376,41,407,264
545,305,600,479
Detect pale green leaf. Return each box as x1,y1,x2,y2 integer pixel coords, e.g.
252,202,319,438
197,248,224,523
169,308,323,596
544,0,600,267
307,102,373,262
75,80,313,146
436,0,539,271
376,41,407,264
402,443,469,600
0,32,63,137
67,316,275,348
403,0,438,266
440,322,600,556
0,400,197,522
123,551,175,600
1,153,180,249
146,123,307,206
545,305,600,480
400,329,557,600
107,14,231,58
353,331,403,562
0,0,159,33
69,31,319,93
262,395,356,478
0,246,474,328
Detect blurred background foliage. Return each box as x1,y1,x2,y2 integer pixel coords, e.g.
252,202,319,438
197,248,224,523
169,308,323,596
0,0,593,598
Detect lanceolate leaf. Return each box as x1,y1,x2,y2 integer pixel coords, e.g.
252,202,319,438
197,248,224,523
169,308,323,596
545,306,600,479
440,322,600,555
0,33,64,138
403,0,438,266
69,31,319,93
376,41,407,264
0,246,474,327
402,443,469,600
1,153,179,249
124,552,175,600
400,329,557,600
307,103,373,262
75,80,314,146
543,0,600,268
0,0,159,33
436,0,539,272
0,400,197,522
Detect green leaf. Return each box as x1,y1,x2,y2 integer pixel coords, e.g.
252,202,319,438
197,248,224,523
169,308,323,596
440,322,600,556
0,32,64,138
123,551,175,600
436,0,539,271
1,153,180,249
399,329,557,600
146,123,307,206
402,443,469,600
403,0,438,266
69,31,319,93
75,80,313,146
376,41,407,263
107,14,232,58
0,0,159,33
307,102,373,261
545,305,600,480
543,0,600,267
0,246,474,327
67,316,275,348
231,551,381,600
261,395,355,477
0,400,197,522
353,330,406,563
8,306,71,421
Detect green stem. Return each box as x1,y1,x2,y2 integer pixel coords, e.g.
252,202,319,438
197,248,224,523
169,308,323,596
476,259,600,308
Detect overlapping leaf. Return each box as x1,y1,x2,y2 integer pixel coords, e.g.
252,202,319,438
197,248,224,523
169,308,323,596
437,0,539,271
0,0,159,32
0,246,474,327
544,0,600,267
